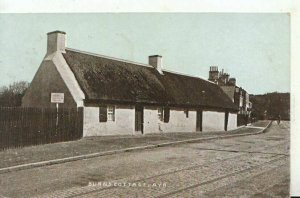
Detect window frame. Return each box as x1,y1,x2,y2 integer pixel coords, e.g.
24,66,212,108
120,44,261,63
158,107,164,121
158,107,170,123
107,105,115,121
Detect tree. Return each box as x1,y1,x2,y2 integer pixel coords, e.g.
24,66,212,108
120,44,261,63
250,92,290,120
0,81,30,107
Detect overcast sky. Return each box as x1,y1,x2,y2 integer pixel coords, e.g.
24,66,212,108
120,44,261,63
0,13,289,94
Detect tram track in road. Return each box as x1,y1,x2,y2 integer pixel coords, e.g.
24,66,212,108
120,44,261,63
156,155,288,198
164,159,289,198
62,141,288,198
185,147,289,156
0,122,288,198
73,151,287,198
31,122,289,198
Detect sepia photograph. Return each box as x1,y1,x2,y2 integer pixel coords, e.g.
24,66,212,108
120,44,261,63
0,1,297,197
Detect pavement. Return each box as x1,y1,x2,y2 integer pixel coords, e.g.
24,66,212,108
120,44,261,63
0,121,289,198
0,121,270,173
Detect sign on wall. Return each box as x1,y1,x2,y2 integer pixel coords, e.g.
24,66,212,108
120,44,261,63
51,93,65,103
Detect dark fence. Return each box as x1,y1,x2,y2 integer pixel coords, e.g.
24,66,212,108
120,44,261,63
0,107,83,150
237,114,251,126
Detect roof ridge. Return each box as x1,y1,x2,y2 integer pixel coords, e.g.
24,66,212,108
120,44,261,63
66,48,153,68
162,69,217,85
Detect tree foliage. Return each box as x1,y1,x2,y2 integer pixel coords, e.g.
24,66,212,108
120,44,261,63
0,81,30,107
250,92,290,120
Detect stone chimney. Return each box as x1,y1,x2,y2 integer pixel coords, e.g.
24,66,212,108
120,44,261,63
149,55,163,74
208,66,219,82
47,30,66,55
229,78,236,86
224,73,230,84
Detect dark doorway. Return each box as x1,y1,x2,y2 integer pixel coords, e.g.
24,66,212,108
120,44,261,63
224,111,229,131
135,106,144,134
196,110,203,132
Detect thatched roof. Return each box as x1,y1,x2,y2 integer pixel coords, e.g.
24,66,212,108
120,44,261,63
63,49,238,111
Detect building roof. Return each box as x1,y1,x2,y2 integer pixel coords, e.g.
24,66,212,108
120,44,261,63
220,86,235,102
63,48,238,111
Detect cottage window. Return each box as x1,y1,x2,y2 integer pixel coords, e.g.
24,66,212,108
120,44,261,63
158,107,170,123
99,105,115,122
107,105,115,121
158,107,163,121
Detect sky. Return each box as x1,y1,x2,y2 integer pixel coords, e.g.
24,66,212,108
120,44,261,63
0,13,290,94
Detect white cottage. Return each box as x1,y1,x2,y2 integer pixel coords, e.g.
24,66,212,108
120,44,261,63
22,31,239,136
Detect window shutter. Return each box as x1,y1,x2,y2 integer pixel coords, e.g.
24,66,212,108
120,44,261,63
184,109,189,118
99,105,107,122
164,107,170,123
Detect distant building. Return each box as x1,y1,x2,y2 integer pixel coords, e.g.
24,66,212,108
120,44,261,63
208,66,252,125
22,31,239,136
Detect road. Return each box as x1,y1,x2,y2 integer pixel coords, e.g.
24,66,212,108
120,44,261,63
0,121,289,198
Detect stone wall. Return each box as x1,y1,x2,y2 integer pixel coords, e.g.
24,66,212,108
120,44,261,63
22,51,85,108
22,60,77,108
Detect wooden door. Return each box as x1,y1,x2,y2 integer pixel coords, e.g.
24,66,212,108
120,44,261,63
135,106,144,134
196,110,203,132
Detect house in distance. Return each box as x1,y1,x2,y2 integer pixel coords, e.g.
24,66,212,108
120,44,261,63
208,66,252,125
22,31,239,136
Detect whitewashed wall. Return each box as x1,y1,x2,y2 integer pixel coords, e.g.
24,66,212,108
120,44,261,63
227,113,237,130
160,109,196,133
202,111,225,131
143,107,196,134
83,105,238,136
83,105,135,136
